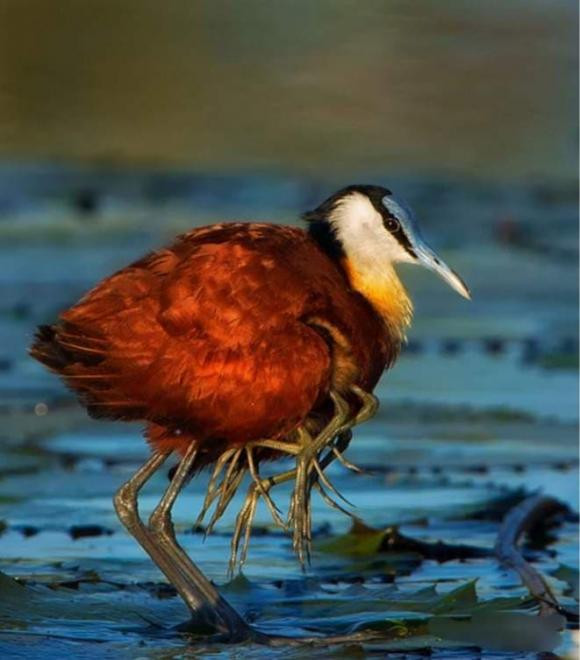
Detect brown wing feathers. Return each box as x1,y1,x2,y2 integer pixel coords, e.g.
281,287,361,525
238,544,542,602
29,223,391,454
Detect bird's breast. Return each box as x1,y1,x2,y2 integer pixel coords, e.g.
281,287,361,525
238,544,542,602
342,258,413,343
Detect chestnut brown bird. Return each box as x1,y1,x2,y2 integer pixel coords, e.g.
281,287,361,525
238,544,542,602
30,184,469,640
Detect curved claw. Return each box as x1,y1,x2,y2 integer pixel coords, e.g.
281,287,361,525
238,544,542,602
245,447,285,529
205,450,246,535
289,455,315,567
313,481,357,521
332,446,365,474
195,448,238,526
329,390,351,429
229,467,292,575
312,457,354,506
350,385,379,425
229,483,259,575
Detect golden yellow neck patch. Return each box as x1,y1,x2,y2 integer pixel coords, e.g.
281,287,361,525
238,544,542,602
344,259,413,340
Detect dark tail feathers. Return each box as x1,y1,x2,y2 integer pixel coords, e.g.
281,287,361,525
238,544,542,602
29,324,69,371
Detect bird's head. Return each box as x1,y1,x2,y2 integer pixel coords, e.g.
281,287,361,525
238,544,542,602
304,184,470,300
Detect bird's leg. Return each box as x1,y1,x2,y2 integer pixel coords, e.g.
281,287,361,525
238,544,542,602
245,446,286,528
114,450,248,638
311,457,354,506
247,438,302,454
196,439,299,536
289,391,351,566
351,384,379,425
147,444,249,638
226,440,302,575
204,449,247,535
287,428,316,566
194,447,238,526
330,386,378,474
229,465,296,575
315,429,359,500
312,481,356,519
288,386,379,567
202,438,302,543
332,445,364,474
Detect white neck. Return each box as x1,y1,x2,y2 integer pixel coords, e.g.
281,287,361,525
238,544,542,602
329,192,415,268
328,192,414,337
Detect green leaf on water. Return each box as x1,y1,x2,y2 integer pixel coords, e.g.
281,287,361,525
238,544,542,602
354,581,533,634
0,570,27,601
354,581,480,623
349,578,555,652
552,564,580,600
0,495,23,505
316,518,428,564
429,612,566,653
316,518,389,557
540,352,579,370
0,569,169,625
430,580,477,614
221,572,254,594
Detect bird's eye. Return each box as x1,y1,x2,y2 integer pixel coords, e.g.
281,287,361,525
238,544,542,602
384,216,400,232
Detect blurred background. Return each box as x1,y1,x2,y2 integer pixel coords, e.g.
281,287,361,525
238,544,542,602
0,1,577,656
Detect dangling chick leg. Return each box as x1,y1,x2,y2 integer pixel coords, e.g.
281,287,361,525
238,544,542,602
229,429,356,574
288,391,351,567
288,384,381,567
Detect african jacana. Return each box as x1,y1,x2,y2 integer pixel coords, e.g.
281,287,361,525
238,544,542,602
30,184,469,641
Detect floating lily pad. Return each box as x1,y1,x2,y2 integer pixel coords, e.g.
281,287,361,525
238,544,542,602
552,564,580,600
429,611,566,653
